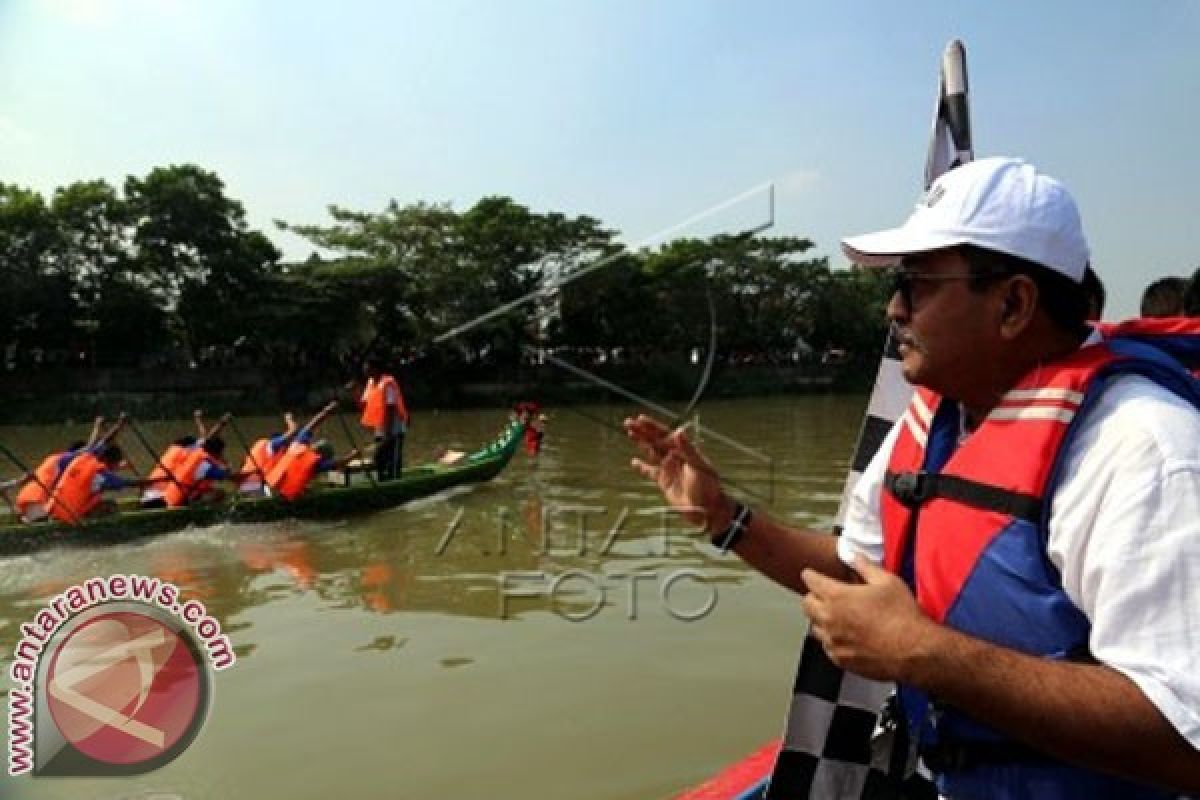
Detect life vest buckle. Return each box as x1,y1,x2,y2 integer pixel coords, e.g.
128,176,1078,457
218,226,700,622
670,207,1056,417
888,470,930,508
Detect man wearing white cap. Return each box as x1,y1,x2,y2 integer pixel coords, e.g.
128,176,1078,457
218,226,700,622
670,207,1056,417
626,157,1200,797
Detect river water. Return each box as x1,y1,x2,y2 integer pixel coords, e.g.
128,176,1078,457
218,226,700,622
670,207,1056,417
0,395,865,800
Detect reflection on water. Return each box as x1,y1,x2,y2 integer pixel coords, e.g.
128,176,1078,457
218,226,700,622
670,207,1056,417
0,396,863,800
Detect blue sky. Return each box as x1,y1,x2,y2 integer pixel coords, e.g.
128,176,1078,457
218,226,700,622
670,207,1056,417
2,1,1197,316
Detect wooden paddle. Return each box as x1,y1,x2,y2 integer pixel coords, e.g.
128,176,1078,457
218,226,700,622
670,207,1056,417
226,416,272,497
194,410,234,440
126,418,192,502
332,399,377,488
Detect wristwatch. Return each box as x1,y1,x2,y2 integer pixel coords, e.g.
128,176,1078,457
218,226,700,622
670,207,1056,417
710,502,753,553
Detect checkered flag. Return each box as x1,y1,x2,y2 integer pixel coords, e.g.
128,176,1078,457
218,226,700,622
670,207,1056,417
924,40,973,191
763,40,972,800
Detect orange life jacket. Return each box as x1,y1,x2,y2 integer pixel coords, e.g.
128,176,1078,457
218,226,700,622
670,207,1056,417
162,448,216,508
15,451,70,514
265,442,322,501
361,375,409,429
146,444,194,496
47,452,107,523
239,438,284,489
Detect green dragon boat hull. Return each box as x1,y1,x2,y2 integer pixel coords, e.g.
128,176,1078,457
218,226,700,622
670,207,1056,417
0,422,523,556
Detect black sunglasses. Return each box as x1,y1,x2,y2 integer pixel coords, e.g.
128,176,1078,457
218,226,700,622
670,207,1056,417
887,267,1010,311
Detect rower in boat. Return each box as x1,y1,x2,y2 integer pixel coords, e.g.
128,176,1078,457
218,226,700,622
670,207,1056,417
239,402,339,496
0,416,523,550
156,436,240,508
140,412,234,509
13,416,124,523
13,439,90,523
265,439,358,501
236,412,297,495
46,444,150,524
139,434,198,508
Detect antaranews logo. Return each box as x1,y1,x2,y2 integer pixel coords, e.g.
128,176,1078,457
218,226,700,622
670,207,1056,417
7,574,235,776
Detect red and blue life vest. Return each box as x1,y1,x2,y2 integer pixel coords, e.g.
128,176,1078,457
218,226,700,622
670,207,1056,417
881,319,1200,800
1097,316,1200,378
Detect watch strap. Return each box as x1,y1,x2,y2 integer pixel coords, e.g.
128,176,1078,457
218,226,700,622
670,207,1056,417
711,502,752,553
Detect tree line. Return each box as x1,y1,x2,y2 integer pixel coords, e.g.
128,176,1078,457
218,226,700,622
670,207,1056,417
0,164,892,384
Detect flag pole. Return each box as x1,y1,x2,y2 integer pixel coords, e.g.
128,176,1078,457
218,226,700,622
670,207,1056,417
764,39,974,800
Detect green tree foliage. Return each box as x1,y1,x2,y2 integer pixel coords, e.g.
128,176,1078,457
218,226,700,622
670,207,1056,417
0,183,75,358
568,234,835,363
281,196,616,369
0,165,892,379
50,179,163,365
805,266,893,364
0,166,279,367
126,165,280,359
555,251,656,351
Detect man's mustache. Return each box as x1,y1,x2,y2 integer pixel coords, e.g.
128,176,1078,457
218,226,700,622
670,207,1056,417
890,323,920,350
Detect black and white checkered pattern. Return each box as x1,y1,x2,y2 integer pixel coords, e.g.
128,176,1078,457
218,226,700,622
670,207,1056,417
764,336,919,800
766,635,900,798
764,40,973,800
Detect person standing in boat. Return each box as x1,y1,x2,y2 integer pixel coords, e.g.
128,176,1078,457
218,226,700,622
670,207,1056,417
358,357,409,482
627,158,1200,797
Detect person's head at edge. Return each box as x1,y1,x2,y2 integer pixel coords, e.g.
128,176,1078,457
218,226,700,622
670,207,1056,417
363,356,383,380
1141,276,1188,318
1186,267,1200,317
841,157,1090,418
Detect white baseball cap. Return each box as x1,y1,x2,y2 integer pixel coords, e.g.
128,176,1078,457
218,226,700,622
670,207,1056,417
841,157,1090,283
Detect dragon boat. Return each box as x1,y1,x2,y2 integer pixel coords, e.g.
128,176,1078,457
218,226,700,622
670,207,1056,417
0,421,523,557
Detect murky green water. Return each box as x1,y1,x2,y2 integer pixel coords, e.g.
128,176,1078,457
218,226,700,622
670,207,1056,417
0,395,865,799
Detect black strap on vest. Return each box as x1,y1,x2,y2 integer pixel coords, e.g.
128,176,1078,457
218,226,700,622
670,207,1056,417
884,470,1044,525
